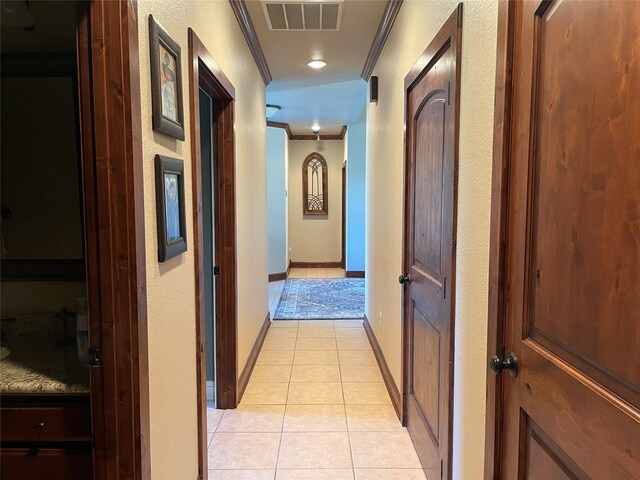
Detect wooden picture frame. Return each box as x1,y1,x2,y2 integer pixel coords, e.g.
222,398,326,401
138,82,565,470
302,152,328,215
149,15,185,140
155,154,187,261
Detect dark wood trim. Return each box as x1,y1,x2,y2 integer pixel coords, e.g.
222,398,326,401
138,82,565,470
363,314,402,419
403,5,463,90
302,152,329,215
267,120,292,138
188,28,238,480
401,6,462,480
287,260,292,276
484,2,515,479
289,261,342,269
345,271,365,278
361,0,404,81
77,1,150,477
229,0,272,85
291,125,347,141
237,312,271,401
268,272,287,282
268,121,347,140
341,163,346,269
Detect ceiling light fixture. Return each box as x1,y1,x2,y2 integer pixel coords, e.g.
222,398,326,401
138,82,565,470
311,124,321,141
266,104,281,119
307,60,327,69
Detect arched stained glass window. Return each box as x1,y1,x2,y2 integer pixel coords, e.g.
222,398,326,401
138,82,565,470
302,152,328,215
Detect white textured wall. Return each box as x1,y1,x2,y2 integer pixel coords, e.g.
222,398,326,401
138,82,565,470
267,127,288,274
288,139,344,263
346,103,367,272
366,1,498,478
137,1,268,478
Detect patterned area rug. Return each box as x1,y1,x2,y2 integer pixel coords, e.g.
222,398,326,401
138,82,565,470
274,278,365,319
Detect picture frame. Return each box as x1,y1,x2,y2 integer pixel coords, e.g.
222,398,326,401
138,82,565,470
149,15,185,140
155,154,187,262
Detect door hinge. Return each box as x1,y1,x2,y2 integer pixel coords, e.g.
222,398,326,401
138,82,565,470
89,346,102,367
443,276,447,299
213,266,221,276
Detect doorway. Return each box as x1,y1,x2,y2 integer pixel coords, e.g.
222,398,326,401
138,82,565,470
188,28,239,480
199,87,217,408
485,1,640,478
1,1,149,478
401,6,462,480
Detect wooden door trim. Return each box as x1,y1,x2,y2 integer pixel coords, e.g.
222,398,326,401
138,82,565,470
483,2,515,478
77,0,150,478
401,5,462,478
188,28,238,480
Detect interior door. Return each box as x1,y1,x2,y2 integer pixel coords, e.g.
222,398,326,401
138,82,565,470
498,1,640,477
402,8,461,480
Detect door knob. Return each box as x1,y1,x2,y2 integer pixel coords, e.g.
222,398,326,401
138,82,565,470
398,274,411,285
489,352,518,377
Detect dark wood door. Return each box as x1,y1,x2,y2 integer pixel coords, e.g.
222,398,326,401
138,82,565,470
498,1,640,477
402,8,461,480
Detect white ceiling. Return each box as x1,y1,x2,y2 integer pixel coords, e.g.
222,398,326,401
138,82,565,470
267,79,367,132
246,0,387,134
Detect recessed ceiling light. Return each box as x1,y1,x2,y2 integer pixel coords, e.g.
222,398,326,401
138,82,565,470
307,60,327,69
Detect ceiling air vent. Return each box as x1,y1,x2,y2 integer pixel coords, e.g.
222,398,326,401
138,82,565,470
262,1,343,31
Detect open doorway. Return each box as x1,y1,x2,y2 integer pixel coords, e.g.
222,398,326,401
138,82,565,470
1,1,149,477
199,87,217,408
187,28,239,480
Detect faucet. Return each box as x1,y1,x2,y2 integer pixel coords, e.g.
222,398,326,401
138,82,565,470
1,317,16,342
55,308,76,346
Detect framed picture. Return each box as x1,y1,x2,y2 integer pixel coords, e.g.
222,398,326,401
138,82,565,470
149,15,185,140
155,155,187,262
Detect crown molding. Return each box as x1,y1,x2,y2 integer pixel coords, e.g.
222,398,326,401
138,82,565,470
268,121,347,140
266,120,292,138
229,0,272,85
361,0,403,81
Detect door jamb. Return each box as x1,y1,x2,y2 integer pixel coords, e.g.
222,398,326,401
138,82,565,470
77,0,150,478
483,2,516,479
401,5,463,478
342,162,346,269
188,28,238,480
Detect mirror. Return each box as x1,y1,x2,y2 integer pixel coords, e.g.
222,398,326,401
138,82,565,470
0,54,85,281
302,152,328,215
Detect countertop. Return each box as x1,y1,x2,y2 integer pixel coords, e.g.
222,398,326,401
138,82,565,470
0,343,89,394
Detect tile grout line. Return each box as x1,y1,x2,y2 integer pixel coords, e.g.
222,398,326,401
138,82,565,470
274,320,299,477
333,320,357,477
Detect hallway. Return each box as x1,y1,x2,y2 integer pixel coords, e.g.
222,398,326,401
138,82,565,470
206,319,424,479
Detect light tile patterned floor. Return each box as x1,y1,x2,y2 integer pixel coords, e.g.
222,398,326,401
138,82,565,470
269,269,347,320
207,319,425,480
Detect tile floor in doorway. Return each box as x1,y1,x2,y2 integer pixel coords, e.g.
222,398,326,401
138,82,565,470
206,318,425,479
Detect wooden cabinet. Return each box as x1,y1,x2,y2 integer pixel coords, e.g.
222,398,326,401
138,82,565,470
0,395,93,480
